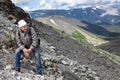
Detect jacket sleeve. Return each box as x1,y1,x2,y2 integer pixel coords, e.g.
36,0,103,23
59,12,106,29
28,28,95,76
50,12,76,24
30,28,38,50
16,30,25,50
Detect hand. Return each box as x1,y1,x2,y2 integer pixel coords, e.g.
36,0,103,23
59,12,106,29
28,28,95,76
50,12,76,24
24,52,29,58
23,48,29,53
28,48,32,52
23,48,30,58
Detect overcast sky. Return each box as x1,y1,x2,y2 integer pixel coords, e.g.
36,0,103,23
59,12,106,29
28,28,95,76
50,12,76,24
11,0,120,11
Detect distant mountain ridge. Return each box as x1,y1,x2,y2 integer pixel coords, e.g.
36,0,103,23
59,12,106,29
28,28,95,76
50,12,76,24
36,16,120,46
30,5,120,25
36,16,107,46
36,16,120,37
99,39,120,56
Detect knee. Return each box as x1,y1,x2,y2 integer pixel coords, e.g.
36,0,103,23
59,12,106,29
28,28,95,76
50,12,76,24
35,52,40,59
15,48,22,56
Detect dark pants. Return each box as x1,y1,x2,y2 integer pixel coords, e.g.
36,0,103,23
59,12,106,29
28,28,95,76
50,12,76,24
15,47,42,75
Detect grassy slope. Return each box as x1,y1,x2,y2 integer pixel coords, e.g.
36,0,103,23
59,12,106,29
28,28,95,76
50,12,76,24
100,25,120,40
101,25,120,33
93,48,120,65
36,17,107,46
71,31,86,43
33,20,120,80
36,17,120,65
41,19,120,65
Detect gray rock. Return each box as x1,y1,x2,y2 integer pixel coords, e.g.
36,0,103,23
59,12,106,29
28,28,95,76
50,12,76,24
4,64,13,70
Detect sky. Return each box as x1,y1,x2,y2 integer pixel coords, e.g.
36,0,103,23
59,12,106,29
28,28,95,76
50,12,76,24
11,0,120,11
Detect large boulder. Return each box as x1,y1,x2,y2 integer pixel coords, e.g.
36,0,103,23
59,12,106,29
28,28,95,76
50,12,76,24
0,0,31,25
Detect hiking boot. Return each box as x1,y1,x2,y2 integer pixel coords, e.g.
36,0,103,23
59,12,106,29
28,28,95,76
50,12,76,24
15,68,21,72
32,68,37,73
32,68,42,75
37,75,45,80
11,67,20,72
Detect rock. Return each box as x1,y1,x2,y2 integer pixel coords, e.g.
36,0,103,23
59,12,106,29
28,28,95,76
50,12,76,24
56,76,63,80
4,64,13,70
11,71,18,76
16,76,21,80
61,60,69,65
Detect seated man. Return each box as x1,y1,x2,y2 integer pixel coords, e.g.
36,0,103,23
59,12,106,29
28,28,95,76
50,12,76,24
15,20,42,75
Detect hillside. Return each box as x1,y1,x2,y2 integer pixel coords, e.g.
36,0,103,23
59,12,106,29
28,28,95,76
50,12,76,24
36,16,120,46
32,20,120,80
101,24,120,34
99,39,120,56
0,0,120,80
30,6,120,25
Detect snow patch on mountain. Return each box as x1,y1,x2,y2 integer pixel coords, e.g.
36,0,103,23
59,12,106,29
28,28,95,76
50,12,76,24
111,19,115,23
92,7,97,10
83,11,87,15
50,19,57,26
91,10,95,13
98,6,119,17
81,5,92,10
68,11,71,15
40,13,46,15
94,20,101,23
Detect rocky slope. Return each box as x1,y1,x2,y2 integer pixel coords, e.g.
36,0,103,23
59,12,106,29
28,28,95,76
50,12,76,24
36,16,108,46
99,39,120,56
32,19,120,80
0,10,99,80
0,0,120,80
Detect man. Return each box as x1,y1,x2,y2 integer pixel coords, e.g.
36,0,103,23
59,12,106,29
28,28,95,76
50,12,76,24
15,20,42,75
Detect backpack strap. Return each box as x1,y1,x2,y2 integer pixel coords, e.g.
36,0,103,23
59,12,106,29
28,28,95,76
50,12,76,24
17,29,21,38
28,27,31,36
29,27,40,45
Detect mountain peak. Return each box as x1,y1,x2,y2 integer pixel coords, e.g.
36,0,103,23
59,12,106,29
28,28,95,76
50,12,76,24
30,5,120,25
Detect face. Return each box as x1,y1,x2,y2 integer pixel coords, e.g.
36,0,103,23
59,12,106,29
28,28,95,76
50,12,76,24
20,25,28,32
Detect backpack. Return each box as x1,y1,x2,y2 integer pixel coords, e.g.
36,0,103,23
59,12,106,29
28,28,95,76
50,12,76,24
29,27,40,45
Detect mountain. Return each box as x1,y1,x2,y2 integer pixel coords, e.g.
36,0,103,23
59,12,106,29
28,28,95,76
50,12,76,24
30,5,120,25
107,1,120,8
36,16,105,46
36,16,120,45
98,39,120,56
1,0,120,80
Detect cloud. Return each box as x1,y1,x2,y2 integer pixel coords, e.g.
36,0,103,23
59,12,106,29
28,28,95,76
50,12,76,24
50,0,119,6
38,0,120,9
22,6,31,11
40,4,53,9
40,0,46,6
11,0,30,4
12,0,120,10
